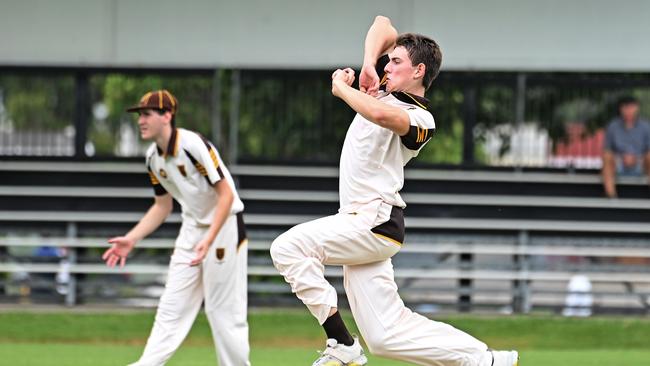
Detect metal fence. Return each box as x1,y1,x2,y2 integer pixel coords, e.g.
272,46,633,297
2,68,650,167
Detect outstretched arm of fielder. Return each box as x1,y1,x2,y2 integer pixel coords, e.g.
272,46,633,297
360,16,398,96
103,193,173,268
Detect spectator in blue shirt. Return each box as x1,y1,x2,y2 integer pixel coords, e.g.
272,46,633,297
602,96,650,198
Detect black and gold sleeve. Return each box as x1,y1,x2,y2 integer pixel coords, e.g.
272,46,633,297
400,125,435,150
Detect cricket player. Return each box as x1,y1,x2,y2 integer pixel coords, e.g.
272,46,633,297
270,16,519,366
102,90,250,366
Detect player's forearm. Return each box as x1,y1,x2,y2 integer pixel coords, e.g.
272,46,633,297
363,16,398,67
333,79,409,135
203,183,234,245
126,201,172,242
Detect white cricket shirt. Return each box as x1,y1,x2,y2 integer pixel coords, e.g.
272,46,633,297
146,128,244,227
339,91,435,213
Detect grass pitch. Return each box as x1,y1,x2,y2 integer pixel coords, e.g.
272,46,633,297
1,309,649,365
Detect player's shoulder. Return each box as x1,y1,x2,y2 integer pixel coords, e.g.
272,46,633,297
387,92,434,124
411,105,434,121
177,128,205,148
145,143,158,158
406,104,435,129
145,143,159,167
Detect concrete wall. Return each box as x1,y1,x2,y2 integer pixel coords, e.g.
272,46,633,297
1,0,648,71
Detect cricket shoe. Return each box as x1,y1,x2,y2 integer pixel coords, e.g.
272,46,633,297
490,350,519,366
312,337,368,366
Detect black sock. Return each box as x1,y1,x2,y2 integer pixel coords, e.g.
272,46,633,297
322,311,354,346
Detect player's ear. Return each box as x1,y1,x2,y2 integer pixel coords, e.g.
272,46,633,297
414,63,425,79
164,110,173,123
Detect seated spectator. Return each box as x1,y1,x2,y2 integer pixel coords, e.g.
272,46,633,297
601,96,650,198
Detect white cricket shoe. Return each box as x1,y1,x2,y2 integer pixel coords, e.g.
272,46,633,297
312,337,368,366
491,350,519,366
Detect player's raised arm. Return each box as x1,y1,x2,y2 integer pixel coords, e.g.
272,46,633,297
103,193,173,268
360,16,398,96
332,72,411,136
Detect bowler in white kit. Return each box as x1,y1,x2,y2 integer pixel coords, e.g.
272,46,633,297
270,16,519,366
102,90,250,366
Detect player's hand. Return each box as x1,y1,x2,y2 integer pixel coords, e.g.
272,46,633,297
102,236,135,268
190,239,211,266
359,64,380,96
331,68,355,97
332,68,356,86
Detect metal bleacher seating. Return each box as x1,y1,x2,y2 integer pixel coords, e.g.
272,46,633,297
1,160,649,314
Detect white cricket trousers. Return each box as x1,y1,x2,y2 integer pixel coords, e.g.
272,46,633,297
130,213,250,366
270,200,491,366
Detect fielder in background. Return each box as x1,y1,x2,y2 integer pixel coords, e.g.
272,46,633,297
102,90,250,366
271,16,519,366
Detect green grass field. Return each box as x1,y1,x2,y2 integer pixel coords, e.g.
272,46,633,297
1,309,649,365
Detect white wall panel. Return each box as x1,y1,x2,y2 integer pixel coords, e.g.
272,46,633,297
1,0,648,71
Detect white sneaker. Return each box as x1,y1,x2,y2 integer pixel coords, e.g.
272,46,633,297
312,337,368,366
491,350,519,366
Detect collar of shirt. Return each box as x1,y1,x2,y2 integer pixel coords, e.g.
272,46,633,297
156,127,179,158
382,91,430,110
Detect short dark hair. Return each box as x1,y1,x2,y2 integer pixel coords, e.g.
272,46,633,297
618,95,639,109
396,33,442,90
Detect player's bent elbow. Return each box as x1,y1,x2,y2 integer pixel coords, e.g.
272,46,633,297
374,15,391,25
154,196,174,216
221,187,235,207
372,15,397,40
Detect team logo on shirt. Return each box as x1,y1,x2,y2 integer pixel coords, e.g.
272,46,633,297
177,165,187,177
159,169,168,179
215,247,225,261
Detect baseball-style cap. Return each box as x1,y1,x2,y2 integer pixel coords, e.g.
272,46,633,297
126,89,178,114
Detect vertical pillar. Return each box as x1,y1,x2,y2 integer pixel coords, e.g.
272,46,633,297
211,69,222,148
65,222,78,306
73,72,90,158
458,252,474,312
513,230,531,313
462,85,477,165
228,69,241,164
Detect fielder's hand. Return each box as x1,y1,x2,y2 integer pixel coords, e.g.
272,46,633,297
190,239,210,266
359,64,380,96
102,236,135,268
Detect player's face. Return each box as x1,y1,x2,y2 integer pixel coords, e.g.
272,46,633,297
384,46,420,92
137,109,168,140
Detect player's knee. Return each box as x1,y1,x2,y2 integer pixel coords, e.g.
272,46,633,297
270,232,296,266
363,333,392,357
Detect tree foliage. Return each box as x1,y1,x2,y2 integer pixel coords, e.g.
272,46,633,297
3,71,650,164
0,75,74,130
